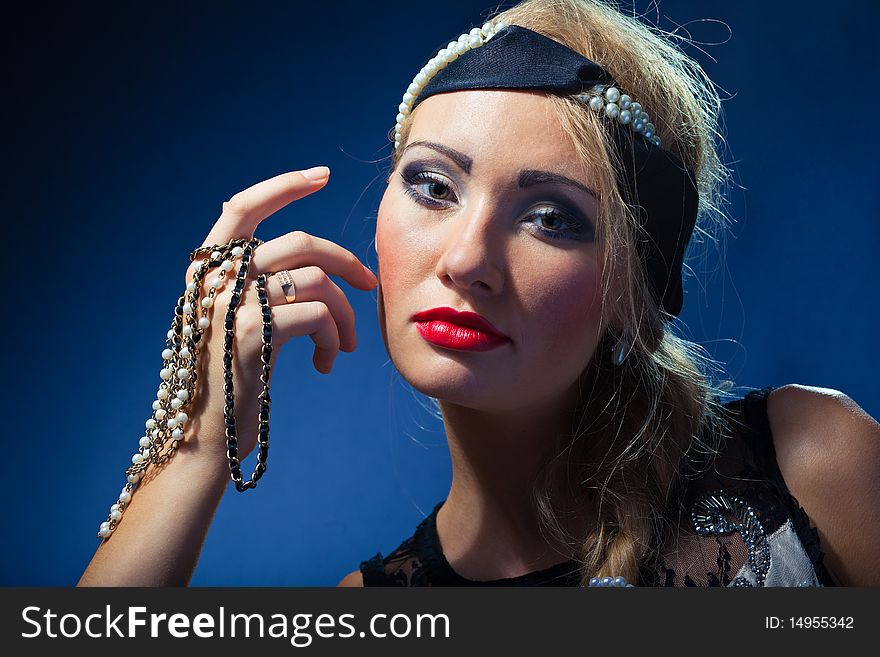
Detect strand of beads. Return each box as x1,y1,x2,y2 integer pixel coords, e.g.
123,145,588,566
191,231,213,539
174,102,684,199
576,84,662,148
96,239,251,540
392,18,508,150
589,576,636,587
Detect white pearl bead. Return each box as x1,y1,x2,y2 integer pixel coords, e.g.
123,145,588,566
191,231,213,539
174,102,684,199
195,260,205,271
100,521,110,530
132,453,144,464
176,368,189,380
182,302,193,314
159,368,171,380
162,349,173,360
98,527,112,538
211,250,222,261
396,112,406,124
154,408,167,420
407,82,420,95
198,317,210,329
180,347,191,359
425,60,437,75
110,503,119,513
588,95,604,111
157,387,169,400
152,400,161,411
458,33,469,46
619,109,633,125
604,103,620,119
171,398,182,409
176,389,189,401
231,246,244,257
139,436,150,448
167,418,178,429
209,276,222,289
141,448,151,458
605,87,621,103
145,419,156,430
619,94,632,110
468,33,482,47
220,260,233,271
398,102,409,115
186,282,196,293
119,490,131,504
167,329,175,340
151,429,160,439
172,428,184,440
183,325,193,337
127,471,142,483
201,297,213,308
414,72,427,85
176,412,188,425
109,509,122,521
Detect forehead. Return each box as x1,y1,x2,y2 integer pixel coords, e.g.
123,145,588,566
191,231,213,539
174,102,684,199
406,89,586,174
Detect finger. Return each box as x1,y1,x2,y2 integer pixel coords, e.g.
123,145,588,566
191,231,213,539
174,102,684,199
265,266,358,353
271,300,341,374
250,230,378,292
201,167,331,248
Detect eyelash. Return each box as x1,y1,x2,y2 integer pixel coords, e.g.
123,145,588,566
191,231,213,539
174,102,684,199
400,170,593,242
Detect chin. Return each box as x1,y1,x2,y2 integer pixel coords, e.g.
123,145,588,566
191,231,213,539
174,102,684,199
394,343,518,412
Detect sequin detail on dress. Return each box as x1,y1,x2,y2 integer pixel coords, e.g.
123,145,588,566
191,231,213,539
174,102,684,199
690,489,771,586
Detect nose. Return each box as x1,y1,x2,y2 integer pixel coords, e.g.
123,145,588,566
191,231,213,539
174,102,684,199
433,201,505,295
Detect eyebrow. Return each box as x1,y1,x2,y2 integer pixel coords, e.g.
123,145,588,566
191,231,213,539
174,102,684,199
402,139,599,201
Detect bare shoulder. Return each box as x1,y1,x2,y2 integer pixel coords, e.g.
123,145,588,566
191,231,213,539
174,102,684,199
337,569,364,587
766,384,880,586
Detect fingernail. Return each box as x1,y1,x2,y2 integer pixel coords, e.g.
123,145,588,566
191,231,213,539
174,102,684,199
301,166,330,182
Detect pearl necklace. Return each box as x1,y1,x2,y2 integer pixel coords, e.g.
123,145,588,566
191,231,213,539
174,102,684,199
97,238,265,539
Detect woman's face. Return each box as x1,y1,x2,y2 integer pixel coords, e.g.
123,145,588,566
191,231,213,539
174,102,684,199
376,89,607,415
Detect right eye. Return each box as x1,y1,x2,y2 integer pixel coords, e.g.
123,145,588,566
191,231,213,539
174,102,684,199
401,170,458,206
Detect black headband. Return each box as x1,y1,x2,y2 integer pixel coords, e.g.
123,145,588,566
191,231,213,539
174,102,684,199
407,24,698,318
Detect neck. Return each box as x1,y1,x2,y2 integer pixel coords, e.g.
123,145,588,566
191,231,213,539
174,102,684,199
435,381,594,580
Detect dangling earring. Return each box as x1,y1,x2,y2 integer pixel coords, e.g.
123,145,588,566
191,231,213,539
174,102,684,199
611,327,630,367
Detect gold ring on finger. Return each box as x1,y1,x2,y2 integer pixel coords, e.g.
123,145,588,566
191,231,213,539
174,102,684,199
272,270,297,303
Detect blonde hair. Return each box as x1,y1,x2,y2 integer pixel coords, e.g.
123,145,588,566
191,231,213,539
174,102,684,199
389,0,736,585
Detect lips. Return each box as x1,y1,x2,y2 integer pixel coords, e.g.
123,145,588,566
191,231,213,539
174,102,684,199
411,307,509,339
411,307,510,352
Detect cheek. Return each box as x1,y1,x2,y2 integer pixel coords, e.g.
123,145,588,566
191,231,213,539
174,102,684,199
375,195,428,328
524,259,603,359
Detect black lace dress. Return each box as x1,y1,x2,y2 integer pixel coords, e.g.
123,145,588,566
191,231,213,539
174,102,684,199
359,386,837,587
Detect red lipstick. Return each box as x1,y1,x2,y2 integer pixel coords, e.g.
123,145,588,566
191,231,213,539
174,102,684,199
411,307,510,352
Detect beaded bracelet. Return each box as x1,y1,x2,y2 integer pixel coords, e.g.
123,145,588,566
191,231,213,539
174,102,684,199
97,237,271,540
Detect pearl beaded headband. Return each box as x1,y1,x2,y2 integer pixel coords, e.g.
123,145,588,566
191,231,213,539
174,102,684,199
390,20,699,318
393,20,661,150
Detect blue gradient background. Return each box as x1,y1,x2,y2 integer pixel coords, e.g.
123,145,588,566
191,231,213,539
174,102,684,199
4,1,877,586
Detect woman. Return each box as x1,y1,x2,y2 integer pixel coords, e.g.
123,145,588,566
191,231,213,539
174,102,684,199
79,0,880,587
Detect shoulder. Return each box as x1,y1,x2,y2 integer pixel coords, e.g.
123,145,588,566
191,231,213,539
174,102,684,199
765,384,880,586
337,569,364,587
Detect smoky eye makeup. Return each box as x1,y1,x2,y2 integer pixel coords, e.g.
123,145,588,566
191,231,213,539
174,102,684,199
398,159,596,242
